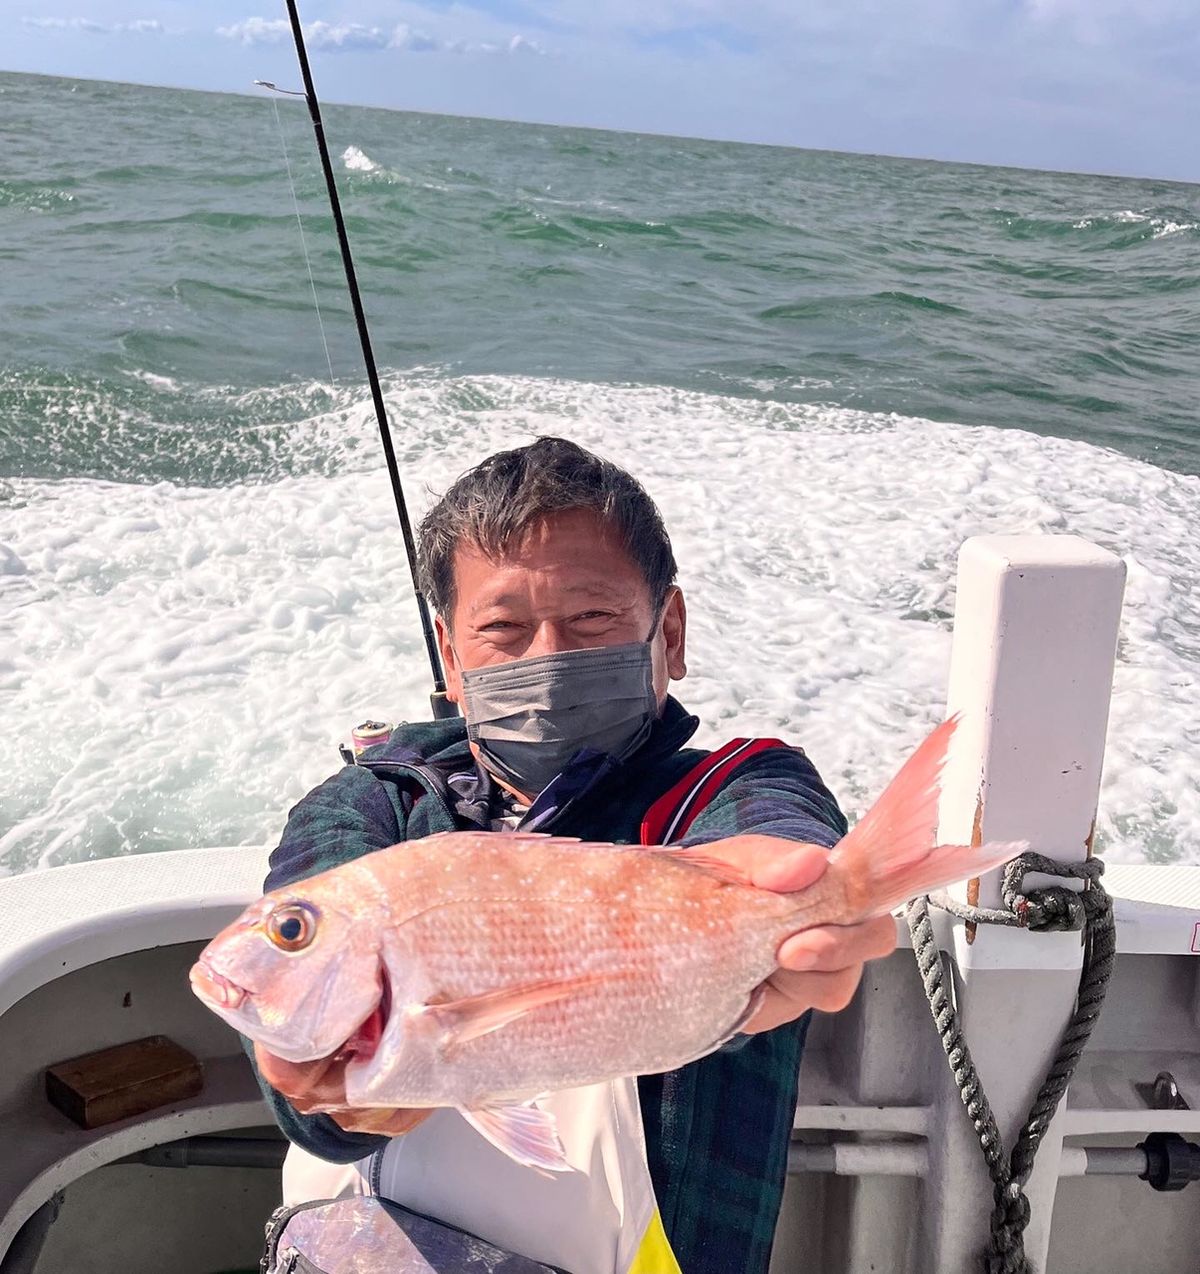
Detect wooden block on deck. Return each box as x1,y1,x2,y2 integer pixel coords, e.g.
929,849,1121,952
45,1035,203,1129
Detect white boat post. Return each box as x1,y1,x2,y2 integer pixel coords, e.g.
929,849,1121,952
922,534,1126,1269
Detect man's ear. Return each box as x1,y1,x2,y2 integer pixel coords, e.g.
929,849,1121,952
435,614,463,705
662,587,687,681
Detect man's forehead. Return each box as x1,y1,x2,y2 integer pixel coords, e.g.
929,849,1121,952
501,508,619,552
451,512,649,612
464,577,631,613
458,511,629,567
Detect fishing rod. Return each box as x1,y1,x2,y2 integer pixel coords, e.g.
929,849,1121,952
263,0,457,720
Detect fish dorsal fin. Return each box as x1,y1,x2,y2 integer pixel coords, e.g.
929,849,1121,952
461,1101,571,1173
414,972,608,1049
421,831,583,848
653,844,754,887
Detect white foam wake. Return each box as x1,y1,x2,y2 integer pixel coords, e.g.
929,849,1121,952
338,144,447,191
1073,209,1198,238
342,145,380,173
0,375,1197,872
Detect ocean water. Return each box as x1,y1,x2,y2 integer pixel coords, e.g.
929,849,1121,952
1,70,1198,874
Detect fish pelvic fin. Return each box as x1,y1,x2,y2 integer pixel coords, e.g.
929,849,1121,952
827,717,1025,919
461,1101,572,1174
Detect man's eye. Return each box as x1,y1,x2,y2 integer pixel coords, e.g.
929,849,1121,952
575,611,614,623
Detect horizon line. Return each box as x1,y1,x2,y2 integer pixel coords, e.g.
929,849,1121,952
2,65,1197,190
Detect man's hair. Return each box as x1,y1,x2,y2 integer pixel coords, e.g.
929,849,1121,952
417,436,677,624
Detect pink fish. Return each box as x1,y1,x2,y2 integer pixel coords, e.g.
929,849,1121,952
191,718,1021,1170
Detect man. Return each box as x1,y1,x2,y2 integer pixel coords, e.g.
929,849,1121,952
251,436,895,1272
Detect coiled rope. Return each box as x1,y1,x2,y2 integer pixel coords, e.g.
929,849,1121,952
906,852,1116,1273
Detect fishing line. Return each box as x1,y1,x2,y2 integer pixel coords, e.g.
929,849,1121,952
258,7,455,717
262,89,336,389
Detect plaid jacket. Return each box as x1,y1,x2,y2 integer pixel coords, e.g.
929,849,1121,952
251,696,847,1274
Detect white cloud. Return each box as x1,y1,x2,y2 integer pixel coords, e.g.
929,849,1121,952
217,15,548,56
22,15,166,35
1023,0,1193,18
309,22,392,51
508,34,548,56
390,24,444,53
23,17,108,32
215,18,290,46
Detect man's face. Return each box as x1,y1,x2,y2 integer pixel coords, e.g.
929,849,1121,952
436,507,687,712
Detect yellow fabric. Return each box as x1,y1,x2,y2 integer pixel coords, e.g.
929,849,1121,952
628,1209,683,1274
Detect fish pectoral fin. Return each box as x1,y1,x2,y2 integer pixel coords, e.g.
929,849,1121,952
415,972,608,1050
461,1101,572,1174
653,844,754,887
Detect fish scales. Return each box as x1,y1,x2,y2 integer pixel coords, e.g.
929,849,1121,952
352,834,797,1106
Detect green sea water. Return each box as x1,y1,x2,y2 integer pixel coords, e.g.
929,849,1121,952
1,70,1199,870
2,70,1198,487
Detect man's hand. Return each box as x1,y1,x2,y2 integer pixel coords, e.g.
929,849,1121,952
693,834,897,1034
254,1043,432,1137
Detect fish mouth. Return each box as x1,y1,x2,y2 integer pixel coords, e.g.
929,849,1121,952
189,960,248,1011
337,966,391,1063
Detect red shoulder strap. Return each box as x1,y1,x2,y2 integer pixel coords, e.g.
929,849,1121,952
640,738,791,846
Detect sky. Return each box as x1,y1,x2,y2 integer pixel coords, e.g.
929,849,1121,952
4,0,1199,182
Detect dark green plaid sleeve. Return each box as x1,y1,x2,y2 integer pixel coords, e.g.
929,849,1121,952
681,744,847,850
264,763,409,893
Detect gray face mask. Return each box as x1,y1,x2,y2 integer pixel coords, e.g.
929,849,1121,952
459,641,658,797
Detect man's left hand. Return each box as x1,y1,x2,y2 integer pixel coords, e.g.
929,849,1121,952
693,834,898,1034
254,1043,433,1137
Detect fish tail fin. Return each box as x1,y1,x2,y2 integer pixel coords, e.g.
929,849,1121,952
827,717,1023,919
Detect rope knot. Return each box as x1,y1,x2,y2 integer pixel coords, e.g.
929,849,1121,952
1001,852,1106,932
1021,885,1086,931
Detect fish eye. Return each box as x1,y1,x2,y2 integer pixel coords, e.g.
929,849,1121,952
265,902,318,953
